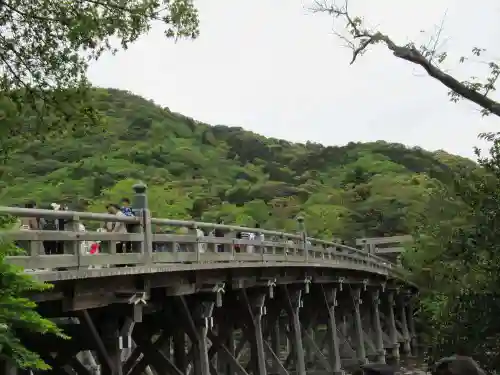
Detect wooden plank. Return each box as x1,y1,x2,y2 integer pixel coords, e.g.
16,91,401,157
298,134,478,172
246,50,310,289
4,230,143,242
374,247,405,254
356,235,412,245
5,254,78,269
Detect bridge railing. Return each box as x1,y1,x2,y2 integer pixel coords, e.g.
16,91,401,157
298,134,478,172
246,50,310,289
0,183,407,280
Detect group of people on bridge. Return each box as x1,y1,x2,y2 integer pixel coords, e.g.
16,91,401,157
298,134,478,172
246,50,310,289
16,198,273,256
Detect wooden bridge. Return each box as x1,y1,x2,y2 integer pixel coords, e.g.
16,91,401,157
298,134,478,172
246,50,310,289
0,183,417,375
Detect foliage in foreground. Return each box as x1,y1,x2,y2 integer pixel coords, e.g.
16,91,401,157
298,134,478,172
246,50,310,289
0,219,66,369
403,140,500,370
0,0,199,154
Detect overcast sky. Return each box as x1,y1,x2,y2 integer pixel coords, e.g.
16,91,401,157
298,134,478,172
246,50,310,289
87,0,500,159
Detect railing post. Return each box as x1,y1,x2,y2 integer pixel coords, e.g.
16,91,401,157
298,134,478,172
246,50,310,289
371,289,386,364
387,290,400,362
132,182,152,265
407,294,418,357
297,216,307,261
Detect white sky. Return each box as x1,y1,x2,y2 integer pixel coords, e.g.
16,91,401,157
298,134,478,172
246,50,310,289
87,0,500,159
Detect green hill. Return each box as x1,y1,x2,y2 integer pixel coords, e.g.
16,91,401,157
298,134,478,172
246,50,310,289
0,88,478,240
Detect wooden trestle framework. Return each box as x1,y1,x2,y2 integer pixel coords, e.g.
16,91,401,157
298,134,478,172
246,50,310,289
5,282,417,375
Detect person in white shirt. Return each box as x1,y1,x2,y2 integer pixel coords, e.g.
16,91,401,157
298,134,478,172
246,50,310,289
196,228,206,253
105,203,128,253
239,231,256,253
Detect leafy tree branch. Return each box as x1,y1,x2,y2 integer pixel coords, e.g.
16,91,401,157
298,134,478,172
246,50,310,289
0,0,199,149
311,0,500,117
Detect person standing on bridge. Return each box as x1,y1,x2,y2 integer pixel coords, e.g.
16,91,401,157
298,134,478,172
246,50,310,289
51,203,66,255
20,201,41,230
105,203,128,253
120,197,134,252
120,197,134,217
41,203,61,255
214,220,225,253
17,201,42,254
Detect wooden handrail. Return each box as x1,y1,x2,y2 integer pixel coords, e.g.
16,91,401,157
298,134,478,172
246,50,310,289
0,205,409,282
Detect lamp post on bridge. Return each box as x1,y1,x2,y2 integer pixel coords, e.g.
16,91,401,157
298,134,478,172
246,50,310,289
132,182,148,212
297,216,308,261
132,182,153,265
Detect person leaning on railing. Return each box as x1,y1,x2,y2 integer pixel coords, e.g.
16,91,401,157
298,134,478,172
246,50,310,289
120,197,134,252
17,201,43,253
105,203,128,253
214,220,225,253
19,201,41,231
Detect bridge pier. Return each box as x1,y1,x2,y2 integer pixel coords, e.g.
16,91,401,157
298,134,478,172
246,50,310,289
398,295,412,357
102,319,124,375
370,289,386,364
173,328,187,373
386,291,400,363
284,287,306,375
407,297,418,357
351,286,368,365
323,285,343,375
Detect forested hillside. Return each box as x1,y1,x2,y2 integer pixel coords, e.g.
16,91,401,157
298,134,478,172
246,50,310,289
0,88,478,240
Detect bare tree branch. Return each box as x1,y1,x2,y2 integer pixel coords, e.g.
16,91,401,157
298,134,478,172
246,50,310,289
311,0,500,117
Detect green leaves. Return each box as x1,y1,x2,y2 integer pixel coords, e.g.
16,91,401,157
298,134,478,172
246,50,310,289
405,134,500,370
0,0,199,153
313,1,500,117
0,228,67,369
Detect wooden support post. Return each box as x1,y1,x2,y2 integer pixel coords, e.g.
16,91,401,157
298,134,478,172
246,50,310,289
306,325,315,365
132,182,152,264
80,310,114,375
216,321,234,375
351,287,367,365
132,327,183,375
387,291,400,362
163,336,172,361
284,287,306,375
102,319,123,375
399,294,412,356
173,329,187,374
271,320,280,354
371,289,386,364
270,320,281,372
192,301,214,375
248,293,268,375
323,285,342,375
122,346,144,375
285,320,290,354
266,302,286,375
300,301,330,374
407,296,418,357
227,326,236,374
340,312,348,340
